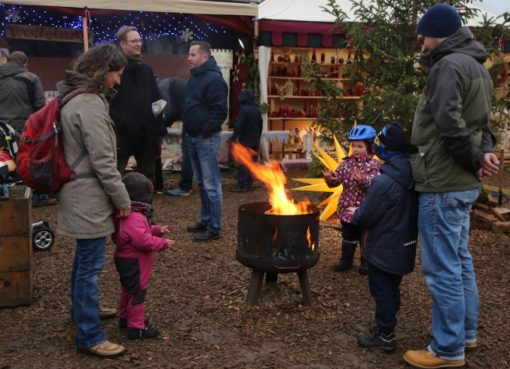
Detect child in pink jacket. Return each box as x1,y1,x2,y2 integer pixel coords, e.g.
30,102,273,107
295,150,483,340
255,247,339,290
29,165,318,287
113,172,174,340
324,125,380,274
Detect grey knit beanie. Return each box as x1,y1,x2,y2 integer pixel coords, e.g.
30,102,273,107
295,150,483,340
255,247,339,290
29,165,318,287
122,172,153,204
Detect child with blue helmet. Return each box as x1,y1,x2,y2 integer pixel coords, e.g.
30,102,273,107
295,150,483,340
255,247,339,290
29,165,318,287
323,124,381,274
349,122,418,352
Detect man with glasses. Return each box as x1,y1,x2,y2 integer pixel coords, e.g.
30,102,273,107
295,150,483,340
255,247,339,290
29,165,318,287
110,26,161,185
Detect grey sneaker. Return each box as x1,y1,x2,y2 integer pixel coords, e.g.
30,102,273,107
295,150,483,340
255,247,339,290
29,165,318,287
165,188,191,196
187,222,207,233
193,230,220,242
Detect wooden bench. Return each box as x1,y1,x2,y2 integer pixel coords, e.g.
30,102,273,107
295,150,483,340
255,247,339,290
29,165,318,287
496,148,510,205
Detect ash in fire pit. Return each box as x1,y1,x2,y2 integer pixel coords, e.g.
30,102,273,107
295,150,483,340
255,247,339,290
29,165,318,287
237,202,320,305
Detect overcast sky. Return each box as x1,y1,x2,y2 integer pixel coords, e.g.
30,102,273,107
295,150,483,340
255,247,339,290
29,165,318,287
474,0,509,15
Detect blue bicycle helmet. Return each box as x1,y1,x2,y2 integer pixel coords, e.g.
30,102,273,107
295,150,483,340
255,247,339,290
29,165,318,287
347,125,377,142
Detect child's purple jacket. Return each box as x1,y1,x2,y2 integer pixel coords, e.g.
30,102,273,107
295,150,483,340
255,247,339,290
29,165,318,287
325,155,381,223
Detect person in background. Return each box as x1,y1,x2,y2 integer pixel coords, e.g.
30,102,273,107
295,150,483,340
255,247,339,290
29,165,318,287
113,172,174,340
228,89,263,192
323,125,380,275
110,25,161,185
403,4,500,368
158,77,193,197
349,123,418,353
56,43,131,358
0,51,45,132
0,51,52,207
183,41,228,242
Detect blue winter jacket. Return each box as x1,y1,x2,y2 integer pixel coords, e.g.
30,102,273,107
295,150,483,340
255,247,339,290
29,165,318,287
182,57,228,138
351,155,418,275
230,90,263,149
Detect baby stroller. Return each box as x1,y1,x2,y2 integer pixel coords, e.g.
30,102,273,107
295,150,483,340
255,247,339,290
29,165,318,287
0,121,54,251
0,121,20,199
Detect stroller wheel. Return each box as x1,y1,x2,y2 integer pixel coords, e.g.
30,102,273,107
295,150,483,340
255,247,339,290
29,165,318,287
33,227,54,251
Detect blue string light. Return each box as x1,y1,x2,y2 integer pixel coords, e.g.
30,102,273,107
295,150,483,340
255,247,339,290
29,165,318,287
0,4,228,44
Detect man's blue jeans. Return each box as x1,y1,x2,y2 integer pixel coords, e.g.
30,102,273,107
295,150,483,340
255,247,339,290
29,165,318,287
186,132,222,233
180,134,193,192
71,237,107,348
418,189,480,361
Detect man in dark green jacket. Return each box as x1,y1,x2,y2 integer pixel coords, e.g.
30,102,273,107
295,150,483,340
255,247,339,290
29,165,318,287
0,51,45,132
403,4,499,369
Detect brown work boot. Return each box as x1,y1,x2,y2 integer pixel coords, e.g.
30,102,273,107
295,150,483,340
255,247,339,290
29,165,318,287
403,349,465,368
77,340,126,358
99,307,117,320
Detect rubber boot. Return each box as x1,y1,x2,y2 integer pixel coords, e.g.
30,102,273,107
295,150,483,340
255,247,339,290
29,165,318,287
333,240,356,272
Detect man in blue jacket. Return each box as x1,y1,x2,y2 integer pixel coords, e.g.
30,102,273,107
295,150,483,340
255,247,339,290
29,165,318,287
350,123,418,353
183,41,228,242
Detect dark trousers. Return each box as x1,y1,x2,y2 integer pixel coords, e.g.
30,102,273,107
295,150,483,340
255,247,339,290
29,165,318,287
154,141,165,191
236,149,258,189
368,262,403,335
179,134,193,192
118,150,156,185
340,221,361,260
340,221,360,242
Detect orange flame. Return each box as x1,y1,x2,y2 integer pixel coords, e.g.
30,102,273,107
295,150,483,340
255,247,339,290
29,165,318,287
306,226,315,251
230,143,312,215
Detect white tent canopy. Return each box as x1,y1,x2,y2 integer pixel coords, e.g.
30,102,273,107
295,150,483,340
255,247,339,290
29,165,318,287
0,0,258,16
258,0,355,22
258,0,502,26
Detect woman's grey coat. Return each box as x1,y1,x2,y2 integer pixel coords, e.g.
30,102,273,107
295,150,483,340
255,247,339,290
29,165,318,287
56,72,130,239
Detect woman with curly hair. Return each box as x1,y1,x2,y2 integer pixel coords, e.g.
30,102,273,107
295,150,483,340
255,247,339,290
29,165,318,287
56,43,131,358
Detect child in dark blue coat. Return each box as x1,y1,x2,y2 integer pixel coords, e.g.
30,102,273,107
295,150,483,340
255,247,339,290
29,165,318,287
349,123,418,352
228,90,263,192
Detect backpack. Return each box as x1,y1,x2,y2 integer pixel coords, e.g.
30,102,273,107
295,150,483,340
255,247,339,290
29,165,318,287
16,89,86,193
0,121,20,196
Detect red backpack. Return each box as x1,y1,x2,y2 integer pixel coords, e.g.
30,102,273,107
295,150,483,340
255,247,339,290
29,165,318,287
16,89,86,193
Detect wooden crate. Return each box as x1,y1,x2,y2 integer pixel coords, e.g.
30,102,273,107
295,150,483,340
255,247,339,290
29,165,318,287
0,191,31,234
0,270,32,307
0,186,32,307
0,236,31,271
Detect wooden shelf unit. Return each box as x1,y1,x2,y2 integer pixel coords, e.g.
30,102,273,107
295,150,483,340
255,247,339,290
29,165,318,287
266,47,362,163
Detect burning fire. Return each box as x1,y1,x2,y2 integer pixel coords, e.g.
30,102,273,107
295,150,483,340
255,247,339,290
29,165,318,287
306,226,315,251
230,143,312,215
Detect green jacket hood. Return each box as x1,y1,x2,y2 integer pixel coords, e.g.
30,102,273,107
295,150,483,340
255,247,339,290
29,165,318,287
0,61,27,78
419,27,488,70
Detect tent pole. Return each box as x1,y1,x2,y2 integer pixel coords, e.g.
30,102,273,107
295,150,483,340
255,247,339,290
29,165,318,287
82,7,89,53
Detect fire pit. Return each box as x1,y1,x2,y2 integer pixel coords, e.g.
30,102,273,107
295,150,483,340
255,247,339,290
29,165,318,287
237,202,320,305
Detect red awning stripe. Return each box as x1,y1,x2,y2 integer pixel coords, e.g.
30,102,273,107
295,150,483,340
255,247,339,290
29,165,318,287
259,20,344,47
